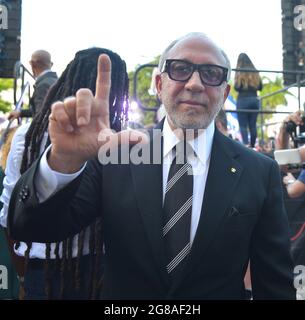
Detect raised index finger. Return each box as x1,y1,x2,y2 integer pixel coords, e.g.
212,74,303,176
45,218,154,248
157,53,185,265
95,54,111,102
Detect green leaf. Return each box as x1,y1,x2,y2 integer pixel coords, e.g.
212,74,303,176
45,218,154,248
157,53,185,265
129,57,160,126
0,78,14,113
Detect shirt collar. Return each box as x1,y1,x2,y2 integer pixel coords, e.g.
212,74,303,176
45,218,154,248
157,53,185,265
36,69,52,81
162,116,215,165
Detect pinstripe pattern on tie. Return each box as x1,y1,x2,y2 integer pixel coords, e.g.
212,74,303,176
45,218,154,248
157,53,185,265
163,141,193,282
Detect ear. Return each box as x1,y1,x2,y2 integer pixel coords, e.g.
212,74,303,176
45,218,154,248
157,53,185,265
155,73,162,100
223,83,231,102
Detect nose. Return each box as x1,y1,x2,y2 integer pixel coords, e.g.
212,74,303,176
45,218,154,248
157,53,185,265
184,70,205,92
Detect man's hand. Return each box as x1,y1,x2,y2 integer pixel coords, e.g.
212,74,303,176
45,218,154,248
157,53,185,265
284,110,304,127
283,172,296,186
48,54,148,173
7,110,21,120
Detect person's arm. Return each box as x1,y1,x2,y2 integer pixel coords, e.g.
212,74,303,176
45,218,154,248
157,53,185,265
8,108,33,119
8,55,111,242
7,110,22,120
19,108,33,118
250,160,296,299
283,172,305,198
8,105,34,120
7,153,103,242
7,54,147,243
286,180,305,198
276,122,291,150
276,111,303,150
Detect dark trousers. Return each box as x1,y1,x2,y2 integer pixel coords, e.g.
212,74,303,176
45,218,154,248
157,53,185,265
237,96,259,147
24,254,103,300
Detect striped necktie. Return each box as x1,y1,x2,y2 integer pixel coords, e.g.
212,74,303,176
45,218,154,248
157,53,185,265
163,141,193,282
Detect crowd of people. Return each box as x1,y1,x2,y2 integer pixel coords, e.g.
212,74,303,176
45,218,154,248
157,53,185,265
0,31,303,300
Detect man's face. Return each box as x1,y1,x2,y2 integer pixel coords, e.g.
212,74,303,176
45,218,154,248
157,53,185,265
156,37,230,130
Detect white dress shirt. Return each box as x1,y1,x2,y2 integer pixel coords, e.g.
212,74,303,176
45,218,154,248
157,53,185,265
34,117,214,247
162,117,214,244
0,123,90,258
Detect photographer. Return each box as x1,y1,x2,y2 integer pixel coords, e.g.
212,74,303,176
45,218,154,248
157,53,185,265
276,110,304,150
276,110,305,198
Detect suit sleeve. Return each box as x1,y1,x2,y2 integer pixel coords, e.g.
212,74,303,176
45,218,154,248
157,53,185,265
250,160,296,299
7,157,103,243
20,108,33,118
20,76,56,117
31,82,52,114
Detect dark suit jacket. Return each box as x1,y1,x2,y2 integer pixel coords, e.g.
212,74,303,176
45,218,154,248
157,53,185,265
21,71,58,117
7,124,296,299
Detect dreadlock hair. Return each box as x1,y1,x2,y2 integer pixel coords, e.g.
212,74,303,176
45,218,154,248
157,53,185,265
19,47,129,299
21,47,129,173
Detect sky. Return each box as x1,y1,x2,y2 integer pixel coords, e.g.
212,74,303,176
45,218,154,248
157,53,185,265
21,0,284,74
0,0,300,135
16,0,304,131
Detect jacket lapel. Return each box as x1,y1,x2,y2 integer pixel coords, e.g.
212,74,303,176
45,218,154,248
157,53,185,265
130,121,170,286
169,130,244,293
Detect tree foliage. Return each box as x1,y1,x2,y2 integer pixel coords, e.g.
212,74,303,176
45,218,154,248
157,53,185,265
128,57,160,126
0,78,13,113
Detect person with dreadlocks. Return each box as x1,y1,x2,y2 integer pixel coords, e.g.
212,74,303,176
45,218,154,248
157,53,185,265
0,47,129,299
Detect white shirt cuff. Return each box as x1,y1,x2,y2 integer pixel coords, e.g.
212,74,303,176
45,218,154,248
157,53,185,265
35,145,86,202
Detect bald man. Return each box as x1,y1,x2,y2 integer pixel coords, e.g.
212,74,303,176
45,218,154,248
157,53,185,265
8,50,58,120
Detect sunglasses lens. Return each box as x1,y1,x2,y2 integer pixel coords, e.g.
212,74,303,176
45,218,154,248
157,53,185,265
168,60,193,81
199,65,225,86
165,60,227,86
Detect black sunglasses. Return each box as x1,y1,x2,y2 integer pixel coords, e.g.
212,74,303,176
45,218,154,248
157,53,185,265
162,59,228,87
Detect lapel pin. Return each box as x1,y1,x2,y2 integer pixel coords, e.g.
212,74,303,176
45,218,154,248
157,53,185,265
231,167,236,173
